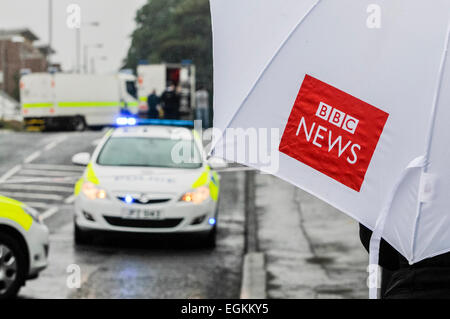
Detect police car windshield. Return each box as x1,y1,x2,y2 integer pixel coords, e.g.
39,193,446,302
97,137,203,169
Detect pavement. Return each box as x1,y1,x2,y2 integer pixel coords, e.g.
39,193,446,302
252,173,369,299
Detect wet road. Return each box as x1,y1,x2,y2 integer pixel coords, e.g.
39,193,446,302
0,130,245,299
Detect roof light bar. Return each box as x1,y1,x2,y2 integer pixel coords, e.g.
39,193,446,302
115,117,194,128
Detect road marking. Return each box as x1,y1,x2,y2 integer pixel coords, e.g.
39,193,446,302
0,191,63,201
24,202,50,209
44,141,59,151
91,138,102,146
0,135,76,220
40,207,59,220
21,136,68,165
0,184,74,193
16,169,81,177
44,135,68,152
2,177,77,185
0,165,22,184
64,194,76,204
24,163,85,172
24,151,42,164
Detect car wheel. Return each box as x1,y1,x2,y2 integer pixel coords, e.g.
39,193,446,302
0,233,27,299
74,224,93,245
204,226,217,249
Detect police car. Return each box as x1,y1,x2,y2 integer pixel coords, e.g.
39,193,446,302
0,196,49,299
72,123,221,247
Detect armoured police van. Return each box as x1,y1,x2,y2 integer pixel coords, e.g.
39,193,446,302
20,73,139,131
137,63,196,117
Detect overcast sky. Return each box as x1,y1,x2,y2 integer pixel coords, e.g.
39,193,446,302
0,0,147,74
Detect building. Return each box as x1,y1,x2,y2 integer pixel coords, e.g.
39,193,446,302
0,28,53,100
0,90,20,121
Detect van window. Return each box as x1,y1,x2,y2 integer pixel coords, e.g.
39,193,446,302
126,81,137,99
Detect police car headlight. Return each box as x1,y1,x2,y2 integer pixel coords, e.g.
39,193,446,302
23,205,42,224
180,186,210,204
82,182,108,200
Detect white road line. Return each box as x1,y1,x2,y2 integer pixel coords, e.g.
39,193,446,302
91,138,102,146
44,136,68,152
40,207,59,221
0,191,63,201
2,177,77,185
9,176,78,186
0,136,71,185
24,151,43,164
24,202,50,209
44,141,58,151
20,135,69,165
0,184,74,193
0,165,22,184
64,194,76,204
24,163,84,172
16,169,81,177
57,135,68,143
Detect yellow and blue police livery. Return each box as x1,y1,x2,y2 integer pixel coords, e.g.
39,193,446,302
0,195,49,298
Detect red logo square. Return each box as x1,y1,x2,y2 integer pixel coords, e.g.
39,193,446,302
279,75,389,192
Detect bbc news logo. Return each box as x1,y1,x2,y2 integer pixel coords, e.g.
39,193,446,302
316,102,359,135
279,75,389,192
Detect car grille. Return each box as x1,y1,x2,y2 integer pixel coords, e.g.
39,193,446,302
103,216,183,228
116,197,171,205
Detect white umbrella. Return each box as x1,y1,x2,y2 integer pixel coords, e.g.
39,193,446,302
210,0,450,298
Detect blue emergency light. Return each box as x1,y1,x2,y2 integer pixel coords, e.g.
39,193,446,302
124,195,134,204
115,117,194,128
116,117,137,126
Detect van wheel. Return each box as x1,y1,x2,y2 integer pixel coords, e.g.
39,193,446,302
71,116,86,132
74,224,93,245
0,233,27,299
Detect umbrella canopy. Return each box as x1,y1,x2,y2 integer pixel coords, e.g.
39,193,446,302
210,0,450,271
210,0,319,133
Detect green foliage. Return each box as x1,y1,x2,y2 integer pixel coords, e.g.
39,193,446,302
124,0,213,92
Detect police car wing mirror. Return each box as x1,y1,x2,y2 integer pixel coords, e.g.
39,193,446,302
207,157,228,170
72,152,91,166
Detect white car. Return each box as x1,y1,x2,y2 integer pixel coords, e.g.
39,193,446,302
0,195,49,299
72,125,221,247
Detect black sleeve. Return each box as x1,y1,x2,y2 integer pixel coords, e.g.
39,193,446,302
359,223,401,271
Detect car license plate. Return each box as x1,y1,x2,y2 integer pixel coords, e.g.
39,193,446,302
121,208,162,220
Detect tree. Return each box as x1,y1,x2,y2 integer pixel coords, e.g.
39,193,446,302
124,0,213,92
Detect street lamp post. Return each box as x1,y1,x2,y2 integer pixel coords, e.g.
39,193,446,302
75,21,100,74
48,0,53,67
0,40,6,121
83,43,103,74
90,56,107,74
1,39,6,91
76,28,80,73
